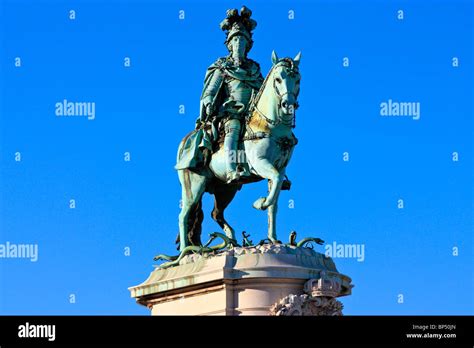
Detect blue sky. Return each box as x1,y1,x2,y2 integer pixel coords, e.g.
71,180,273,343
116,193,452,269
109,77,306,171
0,0,472,315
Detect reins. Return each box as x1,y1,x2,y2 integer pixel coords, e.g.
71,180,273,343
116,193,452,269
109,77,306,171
247,59,299,130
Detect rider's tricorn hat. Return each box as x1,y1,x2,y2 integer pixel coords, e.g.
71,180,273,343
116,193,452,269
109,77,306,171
220,6,257,46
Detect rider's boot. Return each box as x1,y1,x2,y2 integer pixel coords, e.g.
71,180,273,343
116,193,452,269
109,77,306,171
224,119,241,184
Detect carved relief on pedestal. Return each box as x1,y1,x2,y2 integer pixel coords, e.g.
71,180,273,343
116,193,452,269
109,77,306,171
270,271,346,316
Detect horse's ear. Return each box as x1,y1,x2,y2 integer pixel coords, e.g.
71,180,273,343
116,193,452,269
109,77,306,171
294,51,302,67
271,50,279,65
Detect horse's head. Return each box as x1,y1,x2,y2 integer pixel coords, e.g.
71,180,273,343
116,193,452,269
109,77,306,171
270,51,301,115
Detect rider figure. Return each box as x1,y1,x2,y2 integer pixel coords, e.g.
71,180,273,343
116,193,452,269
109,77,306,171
197,7,264,183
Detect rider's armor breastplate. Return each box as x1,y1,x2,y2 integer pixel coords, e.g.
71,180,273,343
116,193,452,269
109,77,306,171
223,76,254,119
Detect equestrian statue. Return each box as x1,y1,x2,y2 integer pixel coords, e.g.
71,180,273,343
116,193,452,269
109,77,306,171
155,6,312,267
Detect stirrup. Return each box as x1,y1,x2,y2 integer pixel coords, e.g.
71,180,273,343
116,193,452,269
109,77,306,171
226,171,241,184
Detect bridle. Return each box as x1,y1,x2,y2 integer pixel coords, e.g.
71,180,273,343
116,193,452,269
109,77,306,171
249,59,300,129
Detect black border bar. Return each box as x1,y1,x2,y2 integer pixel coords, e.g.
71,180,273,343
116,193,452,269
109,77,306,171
0,315,472,346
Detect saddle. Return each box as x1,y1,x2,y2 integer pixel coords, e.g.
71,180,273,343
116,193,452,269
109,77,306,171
199,119,291,190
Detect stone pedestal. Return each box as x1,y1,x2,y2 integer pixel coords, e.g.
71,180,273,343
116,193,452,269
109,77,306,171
129,244,353,316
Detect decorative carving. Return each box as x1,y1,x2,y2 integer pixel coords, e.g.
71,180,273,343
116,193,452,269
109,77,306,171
173,242,332,267
304,271,342,298
270,274,345,316
270,295,343,316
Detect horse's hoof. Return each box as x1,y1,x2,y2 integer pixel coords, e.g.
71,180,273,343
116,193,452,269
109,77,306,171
253,197,267,210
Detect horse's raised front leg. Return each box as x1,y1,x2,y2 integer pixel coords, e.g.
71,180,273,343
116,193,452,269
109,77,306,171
251,158,285,211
